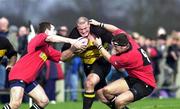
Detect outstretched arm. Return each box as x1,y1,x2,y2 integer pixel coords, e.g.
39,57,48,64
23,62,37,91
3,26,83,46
61,47,75,61
89,19,119,33
46,34,85,49
93,37,111,61
45,34,73,43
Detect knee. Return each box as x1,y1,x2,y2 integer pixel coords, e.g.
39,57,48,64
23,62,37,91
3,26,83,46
103,86,111,94
115,99,126,108
85,79,95,89
36,97,49,107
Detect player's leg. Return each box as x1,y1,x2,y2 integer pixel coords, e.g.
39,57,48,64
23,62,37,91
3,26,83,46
83,73,100,109
96,88,117,109
114,90,133,109
96,88,109,103
83,59,111,109
2,80,25,109
100,78,129,109
27,81,49,109
104,77,154,109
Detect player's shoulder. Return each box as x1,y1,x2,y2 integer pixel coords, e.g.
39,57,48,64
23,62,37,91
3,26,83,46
69,27,81,39
0,36,12,47
90,25,107,32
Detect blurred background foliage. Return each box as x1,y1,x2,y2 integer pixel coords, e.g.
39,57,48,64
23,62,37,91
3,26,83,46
0,0,180,37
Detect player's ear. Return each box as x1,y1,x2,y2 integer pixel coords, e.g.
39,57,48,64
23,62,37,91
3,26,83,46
44,29,49,35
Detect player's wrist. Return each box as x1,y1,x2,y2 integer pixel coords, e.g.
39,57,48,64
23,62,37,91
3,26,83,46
99,22,104,28
97,45,103,50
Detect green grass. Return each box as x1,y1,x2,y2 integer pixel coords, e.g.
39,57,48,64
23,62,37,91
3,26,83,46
1,98,180,109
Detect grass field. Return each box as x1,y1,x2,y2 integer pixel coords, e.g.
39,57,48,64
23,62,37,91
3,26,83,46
1,98,180,109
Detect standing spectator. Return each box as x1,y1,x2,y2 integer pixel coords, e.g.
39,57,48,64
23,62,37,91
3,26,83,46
0,17,16,103
0,17,10,82
144,38,160,82
0,36,17,103
166,35,180,84
0,36,17,88
17,26,29,57
70,56,83,101
56,25,71,101
7,25,18,51
156,34,167,81
44,60,64,104
91,19,156,109
56,26,69,50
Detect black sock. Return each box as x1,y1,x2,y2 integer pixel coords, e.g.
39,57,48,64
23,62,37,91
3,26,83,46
83,92,95,109
106,96,116,109
29,103,44,109
122,106,129,109
2,104,11,109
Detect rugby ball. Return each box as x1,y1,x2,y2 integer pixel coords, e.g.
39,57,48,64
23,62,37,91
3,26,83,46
78,37,88,46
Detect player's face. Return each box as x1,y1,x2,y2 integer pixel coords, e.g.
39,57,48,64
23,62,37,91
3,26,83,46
77,22,90,37
47,25,57,36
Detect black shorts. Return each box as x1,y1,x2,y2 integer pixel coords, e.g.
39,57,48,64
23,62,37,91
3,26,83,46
9,80,38,94
125,76,154,101
83,57,111,91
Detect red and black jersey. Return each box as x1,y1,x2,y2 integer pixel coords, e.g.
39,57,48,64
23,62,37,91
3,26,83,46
109,29,156,88
9,33,61,83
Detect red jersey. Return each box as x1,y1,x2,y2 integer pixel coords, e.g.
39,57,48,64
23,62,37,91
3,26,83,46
109,29,156,88
9,33,61,83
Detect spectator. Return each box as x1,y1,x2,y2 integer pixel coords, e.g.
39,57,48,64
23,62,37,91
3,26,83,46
166,34,180,84
44,60,64,104
7,25,18,51
0,36,17,103
17,26,29,57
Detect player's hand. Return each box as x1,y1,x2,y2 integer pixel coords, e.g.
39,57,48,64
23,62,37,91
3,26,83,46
6,65,12,72
89,19,100,26
71,45,87,54
94,37,102,48
70,39,84,49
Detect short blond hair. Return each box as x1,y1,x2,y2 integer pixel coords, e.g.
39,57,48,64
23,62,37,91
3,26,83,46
76,16,89,25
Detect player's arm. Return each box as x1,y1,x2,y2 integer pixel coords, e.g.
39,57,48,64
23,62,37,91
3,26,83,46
170,51,178,61
45,34,73,43
5,38,17,70
94,37,111,61
89,19,119,33
45,34,83,49
6,55,17,70
61,47,76,61
61,44,87,61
